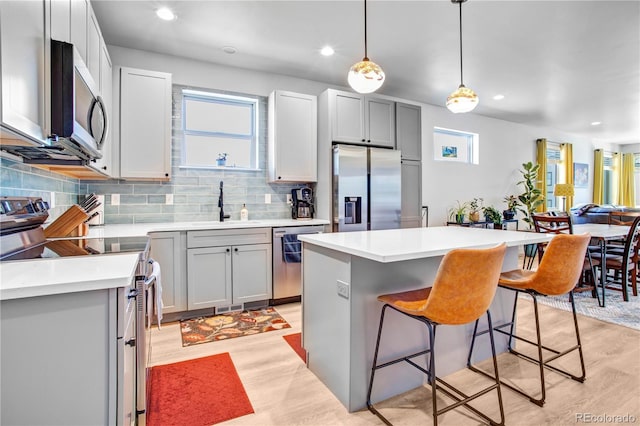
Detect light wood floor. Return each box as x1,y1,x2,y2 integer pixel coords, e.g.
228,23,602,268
150,300,640,425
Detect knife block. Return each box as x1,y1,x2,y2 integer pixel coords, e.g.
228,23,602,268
43,205,89,238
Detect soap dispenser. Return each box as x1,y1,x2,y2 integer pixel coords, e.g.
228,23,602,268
240,204,249,221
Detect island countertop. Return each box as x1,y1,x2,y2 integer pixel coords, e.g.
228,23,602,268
298,226,554,263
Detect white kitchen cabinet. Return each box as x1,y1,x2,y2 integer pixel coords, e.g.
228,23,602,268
396,102,422,161
401,159,423,228
268,90,317,182
149,231,187,313
70,0,87,64
86,3,101,87
328,89,395,148
92,39,113,176
50,0,71,42
0,0,49,144
117,67,172,180
186,228,272,310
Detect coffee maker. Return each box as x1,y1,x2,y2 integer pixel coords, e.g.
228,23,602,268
291,187,314,220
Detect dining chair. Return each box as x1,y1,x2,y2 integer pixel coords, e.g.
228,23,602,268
595,215,640,301
530,213,597,293
468,233,591,407
367,243,507,426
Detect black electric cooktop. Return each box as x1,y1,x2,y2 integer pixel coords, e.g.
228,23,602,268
1,236,149,262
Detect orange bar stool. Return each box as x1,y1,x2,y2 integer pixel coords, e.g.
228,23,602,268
468,233,590,407
366,243,507,426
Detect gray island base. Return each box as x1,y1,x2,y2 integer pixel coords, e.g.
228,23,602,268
298,226,553,412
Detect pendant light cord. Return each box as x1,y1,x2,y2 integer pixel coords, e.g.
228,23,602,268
458,0,464,86
364,0,368,59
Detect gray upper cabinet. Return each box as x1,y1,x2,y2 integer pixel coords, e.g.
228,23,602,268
268,90,318,182
329,89,395,148
396,103,422,161
0,0,49,144
401,159,422,228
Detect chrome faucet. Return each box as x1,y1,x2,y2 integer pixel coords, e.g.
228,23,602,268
218,181,231,222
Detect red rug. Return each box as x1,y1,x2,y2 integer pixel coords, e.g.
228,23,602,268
147,353,254,426
283,333,306,363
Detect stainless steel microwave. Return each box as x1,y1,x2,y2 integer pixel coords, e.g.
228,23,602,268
50,39,106,160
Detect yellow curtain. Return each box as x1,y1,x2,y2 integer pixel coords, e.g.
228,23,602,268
561,143,574,211
593,150,604,204
536,138,547,212
620,153,636,207
613,152,621,205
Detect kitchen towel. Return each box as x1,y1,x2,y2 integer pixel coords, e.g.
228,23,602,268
147,260,163,329
282,234,301,263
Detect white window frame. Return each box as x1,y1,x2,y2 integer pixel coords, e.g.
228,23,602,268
433,127,479,164
181,89,259,170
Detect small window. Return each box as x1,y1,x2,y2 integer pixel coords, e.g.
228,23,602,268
433,127,479,164
544,143,562,209
603,152,615,205
182,89,259,169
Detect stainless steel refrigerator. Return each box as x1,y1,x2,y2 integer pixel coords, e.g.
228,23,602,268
332,144,401,232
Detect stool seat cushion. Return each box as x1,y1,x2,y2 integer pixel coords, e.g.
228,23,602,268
378,287,432,316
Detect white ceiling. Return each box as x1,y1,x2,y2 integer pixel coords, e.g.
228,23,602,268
92,0,640,144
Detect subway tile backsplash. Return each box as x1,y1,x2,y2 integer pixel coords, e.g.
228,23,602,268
0,157,80,220
78,85,305,224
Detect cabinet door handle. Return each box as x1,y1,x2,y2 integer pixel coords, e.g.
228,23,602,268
125,339,136,347
234,248,239,252
226,248,230,252
361,138,366,142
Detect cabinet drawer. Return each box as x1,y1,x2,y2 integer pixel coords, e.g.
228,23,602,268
187,227,271,248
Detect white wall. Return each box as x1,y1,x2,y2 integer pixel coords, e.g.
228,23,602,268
108,45,609,227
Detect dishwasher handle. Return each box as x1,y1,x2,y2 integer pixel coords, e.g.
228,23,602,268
274,230,323,238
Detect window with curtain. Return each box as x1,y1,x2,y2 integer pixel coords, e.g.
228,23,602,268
181,89,259,169
544,144,562,209
634,154,640,205
603,152,615,205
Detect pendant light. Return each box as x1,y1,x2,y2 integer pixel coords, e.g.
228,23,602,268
348,0,385,94
446,0,479,113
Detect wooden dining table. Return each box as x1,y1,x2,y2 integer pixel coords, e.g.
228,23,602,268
574,223,630,307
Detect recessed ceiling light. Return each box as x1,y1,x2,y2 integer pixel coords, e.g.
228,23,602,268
222,46,237,54
591,121,601,126
320,46,335,57
492,94,505,100
156,7,176,21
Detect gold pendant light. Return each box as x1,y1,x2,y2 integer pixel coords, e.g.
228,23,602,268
447,0,479,113
348,0,385,94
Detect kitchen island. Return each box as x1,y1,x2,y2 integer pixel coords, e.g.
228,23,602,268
297,226,553,412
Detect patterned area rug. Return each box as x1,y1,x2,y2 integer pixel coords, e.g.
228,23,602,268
520,291,640,331
180,307,291,347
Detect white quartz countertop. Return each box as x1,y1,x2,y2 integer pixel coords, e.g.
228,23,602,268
298,226,555,263
85,219,329,238
0,253,139,301
1,219,329,301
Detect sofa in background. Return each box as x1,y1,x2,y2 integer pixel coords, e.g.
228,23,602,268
570,204,640,224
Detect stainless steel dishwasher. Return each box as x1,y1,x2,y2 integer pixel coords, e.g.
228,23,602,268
272,225,324,304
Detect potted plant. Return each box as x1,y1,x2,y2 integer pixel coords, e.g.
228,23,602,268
448,200,469,224
483,206,503,229
468,198,483,222
216,153,228,166
503,195,519,220
517,161,545,229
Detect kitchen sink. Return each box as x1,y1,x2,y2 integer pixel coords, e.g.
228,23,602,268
188,220,263,226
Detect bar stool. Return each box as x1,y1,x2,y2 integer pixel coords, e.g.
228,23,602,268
468,233,590,407
366,243,507,426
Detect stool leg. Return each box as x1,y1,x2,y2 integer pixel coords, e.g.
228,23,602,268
427,322,438,426
366,304,389,417
569,291,587,381
486,310,506,426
